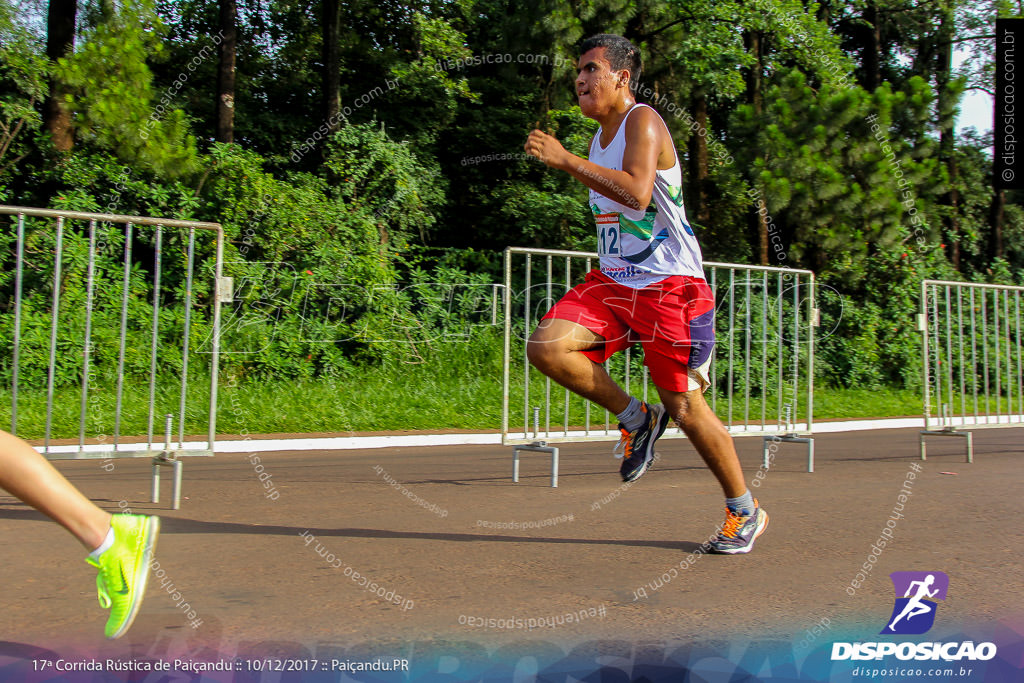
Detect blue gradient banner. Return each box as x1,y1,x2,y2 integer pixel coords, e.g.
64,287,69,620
1,617,1021,682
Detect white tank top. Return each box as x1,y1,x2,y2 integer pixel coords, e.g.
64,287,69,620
588,103,704,288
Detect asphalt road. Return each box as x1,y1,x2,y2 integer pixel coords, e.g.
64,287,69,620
1,426,1021,667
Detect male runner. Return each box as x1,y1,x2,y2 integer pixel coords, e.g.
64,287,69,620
523,33,767,554
0,429,159,637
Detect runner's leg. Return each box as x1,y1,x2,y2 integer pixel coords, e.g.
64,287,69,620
656,387,746,498
0,430,112,550
527,317,631,414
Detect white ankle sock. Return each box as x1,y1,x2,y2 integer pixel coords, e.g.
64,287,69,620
89,527,115,559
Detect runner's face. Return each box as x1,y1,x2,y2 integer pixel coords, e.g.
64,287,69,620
575,48,627,117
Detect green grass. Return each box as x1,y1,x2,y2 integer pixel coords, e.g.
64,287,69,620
2,378,215,442
216,353,507,434
3,364,932,441
812,387,922,420
1,332,509,439
11,330,996,438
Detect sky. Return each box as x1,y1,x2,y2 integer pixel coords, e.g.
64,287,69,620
954,45,993,141
958,90,993,136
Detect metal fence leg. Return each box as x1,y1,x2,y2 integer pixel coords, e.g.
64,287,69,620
551,447,559,488
511,442,559,488
152,461,161,504
152,414,184,507
172,459,183,510
920,429,975,464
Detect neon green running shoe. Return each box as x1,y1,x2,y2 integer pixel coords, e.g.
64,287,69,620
85,514,160,639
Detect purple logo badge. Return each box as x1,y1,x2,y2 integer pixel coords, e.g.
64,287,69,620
881,571,949,635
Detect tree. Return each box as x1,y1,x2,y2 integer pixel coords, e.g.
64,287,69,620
0,0,48,179
953,0,1003,262
322,0,341,138
53,0,198,176
935,2,963,269
742,26,768,263
216,0,237,143
732,71,942,273
731,0,855,265
44,0,76,151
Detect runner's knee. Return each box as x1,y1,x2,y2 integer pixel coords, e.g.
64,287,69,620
667,391,711,430
526,330,560,371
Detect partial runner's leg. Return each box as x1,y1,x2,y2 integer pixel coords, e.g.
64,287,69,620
528,318,667,481
0,430,111,550
0,429,160,638
527,317,631,414
656,386,746,498
657,388,768,554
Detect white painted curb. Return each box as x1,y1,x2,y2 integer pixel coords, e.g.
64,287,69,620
33,415,1021,456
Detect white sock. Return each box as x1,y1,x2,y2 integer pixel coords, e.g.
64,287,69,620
89,527,115,559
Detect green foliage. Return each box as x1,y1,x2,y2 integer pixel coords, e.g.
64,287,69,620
0,0,1019,430
754,0,856,88
0,0,47,180
445,103,598,251
54,0,198,176
384,11,478,146
733,71,944,271
817,244,955,389
325,122,446,244
0,216,212,391
696,161,756,265
47,150,200,218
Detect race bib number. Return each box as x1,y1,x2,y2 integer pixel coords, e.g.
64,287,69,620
596,213,620,257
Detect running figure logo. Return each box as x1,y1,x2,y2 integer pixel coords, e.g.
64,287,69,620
881,571,950,635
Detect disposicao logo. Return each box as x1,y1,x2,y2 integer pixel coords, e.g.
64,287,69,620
831,571,998,662
881,570,949,635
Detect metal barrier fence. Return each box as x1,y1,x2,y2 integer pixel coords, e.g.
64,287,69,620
501,247,817,485
2,205,228,508
919,279,1024,461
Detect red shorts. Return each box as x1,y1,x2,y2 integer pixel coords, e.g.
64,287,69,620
541,270,716,392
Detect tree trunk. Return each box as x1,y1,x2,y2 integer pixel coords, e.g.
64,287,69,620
322,0,342,135
743,30,763,114
216,0,237,144
743,29,768,265
687,90,709,225
936,7,959,270
816,0,832,27
946,156,960,270
990,189,1005,260
863,1,881,91
44,0,77,152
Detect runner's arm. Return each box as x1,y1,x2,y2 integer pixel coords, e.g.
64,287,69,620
523,108,661,211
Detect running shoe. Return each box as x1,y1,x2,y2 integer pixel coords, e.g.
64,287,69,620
86,513,160,638
614,402,669,482
708,501,768,554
